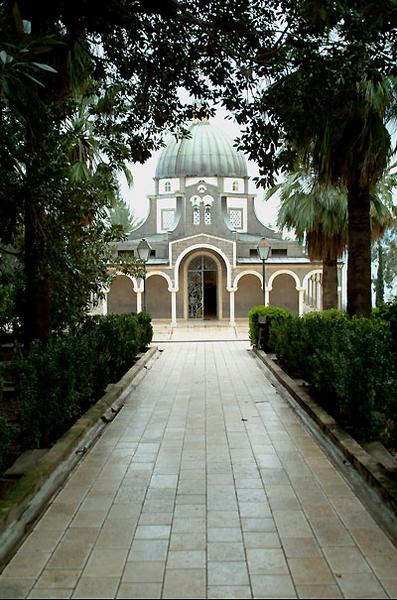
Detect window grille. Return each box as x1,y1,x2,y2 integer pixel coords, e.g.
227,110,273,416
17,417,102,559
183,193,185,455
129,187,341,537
229,208,243,229
161,209,175,230
204,205,211,225
164,181,171,192
193,206,200,225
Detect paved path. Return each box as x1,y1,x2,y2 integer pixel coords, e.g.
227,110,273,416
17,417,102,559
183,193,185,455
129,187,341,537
0,341,396,599
152,320,249,342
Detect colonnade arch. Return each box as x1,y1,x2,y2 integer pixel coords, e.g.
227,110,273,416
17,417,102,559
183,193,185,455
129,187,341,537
145,274,171,318
234,273,263,317
107,274,137,314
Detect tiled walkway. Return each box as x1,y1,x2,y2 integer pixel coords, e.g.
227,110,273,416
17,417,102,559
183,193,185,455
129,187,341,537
0,341,396,599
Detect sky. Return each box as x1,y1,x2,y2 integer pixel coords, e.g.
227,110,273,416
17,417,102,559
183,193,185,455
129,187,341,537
118,107,282,230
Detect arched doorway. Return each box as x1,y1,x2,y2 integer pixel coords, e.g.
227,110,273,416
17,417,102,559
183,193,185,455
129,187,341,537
187,255,218,319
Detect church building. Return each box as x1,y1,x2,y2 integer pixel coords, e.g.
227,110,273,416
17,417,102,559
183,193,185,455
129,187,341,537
104,119,327,324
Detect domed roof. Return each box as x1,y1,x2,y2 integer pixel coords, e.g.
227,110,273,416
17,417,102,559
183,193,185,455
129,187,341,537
155,120,247,179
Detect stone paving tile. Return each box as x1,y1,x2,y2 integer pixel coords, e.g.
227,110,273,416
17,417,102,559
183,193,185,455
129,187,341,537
163,568,206,598
28,588,72,599
207,561,249,586
251,574,297,598
207,586,252,599
1,550,50,579
117,582,162,598
122,560,165,582
295,584,343,598
82,547,128,578
72,577,120,599
0,340,396,598
0,578,35,599
34,569,80,589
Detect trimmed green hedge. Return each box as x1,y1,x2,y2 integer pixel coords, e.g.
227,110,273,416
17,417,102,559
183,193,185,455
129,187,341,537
11,312,152,449
248,305,292,351
269,310,396,442
0,377,11,472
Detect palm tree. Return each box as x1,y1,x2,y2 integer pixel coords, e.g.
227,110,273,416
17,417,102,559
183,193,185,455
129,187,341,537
299,78,397,317
268,169,394,310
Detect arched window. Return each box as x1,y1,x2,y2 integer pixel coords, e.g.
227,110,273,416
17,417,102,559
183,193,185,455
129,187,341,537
204,204,211,225
193,205,200,225
164,181,171,193
232,180,239,191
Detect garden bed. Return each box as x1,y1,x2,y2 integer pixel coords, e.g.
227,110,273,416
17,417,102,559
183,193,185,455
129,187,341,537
253,347,397,542
0,344,158,569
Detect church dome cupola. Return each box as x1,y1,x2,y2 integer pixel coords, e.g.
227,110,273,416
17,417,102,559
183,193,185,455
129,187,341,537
155,120,247,179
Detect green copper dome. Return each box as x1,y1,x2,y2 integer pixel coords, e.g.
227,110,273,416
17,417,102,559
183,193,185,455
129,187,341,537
155,120,247,179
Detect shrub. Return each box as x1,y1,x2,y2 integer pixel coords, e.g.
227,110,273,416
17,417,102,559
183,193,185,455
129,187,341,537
12,313,151,449
373,299,397,360
249,305,292,351
0,379,11,472
269,310,394,441
136,312,153,350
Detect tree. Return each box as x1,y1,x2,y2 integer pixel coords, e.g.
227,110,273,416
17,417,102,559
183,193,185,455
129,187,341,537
371,167,397,304
269,174,347,309
108,193,142,237
374,240,385,306
224,2,397,317
269,169,394,310
0,0,271,342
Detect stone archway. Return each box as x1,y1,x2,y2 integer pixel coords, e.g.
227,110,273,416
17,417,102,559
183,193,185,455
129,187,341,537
269,273,299,313
235,273,263,317
107,275,137,314
176,249,228,320
187,255,218,319
145,274,171,318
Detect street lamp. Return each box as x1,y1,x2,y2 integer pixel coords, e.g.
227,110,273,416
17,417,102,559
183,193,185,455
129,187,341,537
137,238,152,312
257,237,271,306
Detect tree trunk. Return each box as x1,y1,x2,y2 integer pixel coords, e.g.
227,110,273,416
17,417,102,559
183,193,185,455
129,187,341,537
375,240,385,307
23,124,51,346
347,177,372,318
322,257,338,310
24,198,51,345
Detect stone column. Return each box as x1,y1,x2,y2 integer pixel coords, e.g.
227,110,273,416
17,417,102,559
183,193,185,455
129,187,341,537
171,289,177,326
265,287,270,307
316,275,322,310
228,288,236,326
313,275,318,309
101,294,108,315
134,279,144,313
297,287,305,316
136,292,142,313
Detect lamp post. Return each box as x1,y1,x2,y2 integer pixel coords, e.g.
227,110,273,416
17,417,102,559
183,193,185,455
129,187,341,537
137,238,152,312
257,237,271,306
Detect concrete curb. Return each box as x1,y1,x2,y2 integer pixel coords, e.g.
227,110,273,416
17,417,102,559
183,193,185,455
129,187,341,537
253,348,397,524
0,345,158,568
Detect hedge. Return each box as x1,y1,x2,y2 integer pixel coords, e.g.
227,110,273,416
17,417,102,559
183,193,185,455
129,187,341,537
268,310,396,442
0,377,11,473
10,312,153,450
248,305,292,351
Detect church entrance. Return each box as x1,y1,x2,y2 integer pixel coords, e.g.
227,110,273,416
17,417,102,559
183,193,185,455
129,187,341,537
188,255,217,319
